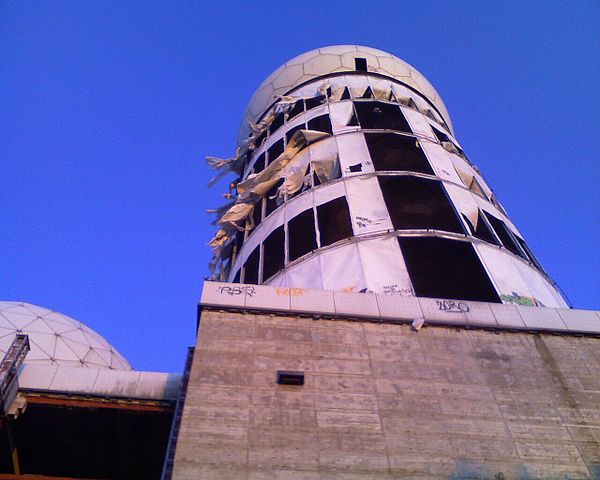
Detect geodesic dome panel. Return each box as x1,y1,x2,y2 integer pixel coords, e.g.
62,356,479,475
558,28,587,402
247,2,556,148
0,302,131,370
237,45,453,145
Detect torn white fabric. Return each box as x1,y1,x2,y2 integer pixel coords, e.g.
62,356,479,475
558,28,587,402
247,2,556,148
402,107,437,140
358,237,414,296
419,142,462,184
310,137,339,184
344,176,393,234
336,133,374,175
285,256,323,290
329,102,356,133
444,183,479,230
320,243,366,292
476,243,531,304
511,257,566,308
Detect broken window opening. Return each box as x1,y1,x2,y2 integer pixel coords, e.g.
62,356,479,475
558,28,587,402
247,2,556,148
233,269,241,283
243,246,259,284
287,100,304,121
262,225,285,281
252,200,263,228
307,114,333,135
253,152,266,174
305,95,326,111
407,98,417,110
484,212,527,259
365,133,434,174
312,170,321,187
265,178,285,217
286,124,305,144
347,108,360,126
269,112,285,135
267,139,284,163
317,196,353,247
254,130,267,150
388,90,397,102
431,126,451,144
468,176,486,198
354,57,368,72
361,87,374,99
288,209,317,262
341,87,351,100
473,211,499,245
353,101,412,132
398,236,501,303
378,176,465,233
234,230,244,256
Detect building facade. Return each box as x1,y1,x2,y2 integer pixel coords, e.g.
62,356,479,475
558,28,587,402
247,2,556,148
173,46,599,479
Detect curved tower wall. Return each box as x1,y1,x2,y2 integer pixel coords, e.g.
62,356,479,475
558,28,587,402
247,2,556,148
214,46,567,309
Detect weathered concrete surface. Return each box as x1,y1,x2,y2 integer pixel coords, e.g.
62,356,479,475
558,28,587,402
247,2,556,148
172,309,600,479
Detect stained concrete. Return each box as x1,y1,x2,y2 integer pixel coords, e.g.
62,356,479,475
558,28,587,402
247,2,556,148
173,309,600,479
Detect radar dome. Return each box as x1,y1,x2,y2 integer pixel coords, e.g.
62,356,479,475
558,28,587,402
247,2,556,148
0,301,131,370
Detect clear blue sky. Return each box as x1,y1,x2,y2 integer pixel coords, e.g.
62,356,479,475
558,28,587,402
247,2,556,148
1,1,599,373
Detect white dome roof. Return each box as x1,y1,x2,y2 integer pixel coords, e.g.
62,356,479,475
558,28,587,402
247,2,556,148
0,301,131,370
238,45,453,144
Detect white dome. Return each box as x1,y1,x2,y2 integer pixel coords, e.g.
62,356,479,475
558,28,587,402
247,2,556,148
0,301,131,370
238,45,453,145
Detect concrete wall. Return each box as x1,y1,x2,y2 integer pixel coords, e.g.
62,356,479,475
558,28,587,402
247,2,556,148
173,309,600,479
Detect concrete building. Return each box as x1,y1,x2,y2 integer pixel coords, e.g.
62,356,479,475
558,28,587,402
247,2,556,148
0,301,181,479
173,46,600,479
2,45,599,479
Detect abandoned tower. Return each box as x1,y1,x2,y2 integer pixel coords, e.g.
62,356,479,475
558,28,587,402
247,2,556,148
170,46,600,478
1,45,599,479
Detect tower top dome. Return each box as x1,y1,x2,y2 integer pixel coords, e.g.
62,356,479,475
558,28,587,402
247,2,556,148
0,301,131,370
238,45,453,145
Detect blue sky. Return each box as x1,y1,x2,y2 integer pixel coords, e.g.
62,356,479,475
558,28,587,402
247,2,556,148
1,1,599,373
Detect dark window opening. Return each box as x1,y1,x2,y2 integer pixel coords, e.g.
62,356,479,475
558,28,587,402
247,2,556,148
398,236,501,303
473,211,499,245
365,133,434,174
252,201,263,228
341,87,351,100
353,101,412,132
286,124,305,144
431,126,451,143
313,170,321,187
287,100,304,121
253,152,266,174
361,87,374,99
317,196,353,247
407,98,417,109
378,176,465,233
269,112,285,135
234,231,244,256
307,114,332,135
233,270,240,283
348,163,362,172
347,109,359,126
388,90,397,102
354,57,368,72
263,225,285,281
484,212,526,259
265,179,284,217
325,86,332,98
288,209,317,262
276,370,304,386
267,139,284,163
243,247,259,284
254,130,267,149
305,95,326,111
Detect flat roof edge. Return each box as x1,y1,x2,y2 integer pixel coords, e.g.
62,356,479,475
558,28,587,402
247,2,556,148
200,281,600,336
